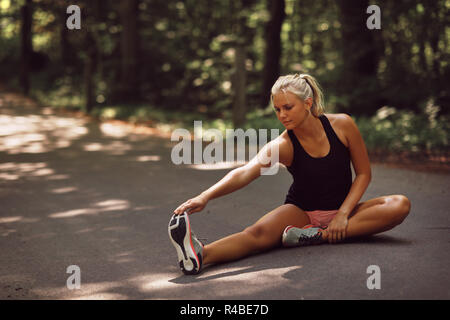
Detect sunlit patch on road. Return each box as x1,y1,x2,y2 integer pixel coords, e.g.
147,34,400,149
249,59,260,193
48,199,130,219
0,162,54,181
136,155,161,162
0,111,88,154
82,141,131,155
133,265,303,299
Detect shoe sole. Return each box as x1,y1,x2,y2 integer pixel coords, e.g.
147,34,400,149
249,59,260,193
168,212,201,274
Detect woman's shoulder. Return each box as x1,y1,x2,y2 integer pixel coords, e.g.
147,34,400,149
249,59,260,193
324,113,356,130
324,113,352,124
323,113,354,147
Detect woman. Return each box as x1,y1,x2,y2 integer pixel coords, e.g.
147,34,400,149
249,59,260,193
168,73,411,275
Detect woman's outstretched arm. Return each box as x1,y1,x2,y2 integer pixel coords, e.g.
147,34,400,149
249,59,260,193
173,138,284,215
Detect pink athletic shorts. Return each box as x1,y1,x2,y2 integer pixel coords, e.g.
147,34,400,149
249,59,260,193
304,209,339,228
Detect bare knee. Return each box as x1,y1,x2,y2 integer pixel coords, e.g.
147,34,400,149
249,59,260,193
389,195,411,225
242,224,277,251
243,224,266,243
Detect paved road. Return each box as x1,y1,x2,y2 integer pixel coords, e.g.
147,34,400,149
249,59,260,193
0,90,449,299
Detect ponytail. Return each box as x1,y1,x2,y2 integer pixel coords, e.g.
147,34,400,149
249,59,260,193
271,73,325,117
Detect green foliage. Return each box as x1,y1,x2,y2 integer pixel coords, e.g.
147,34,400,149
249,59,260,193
357,104,449,156
1,0,448,160
2,0,448,115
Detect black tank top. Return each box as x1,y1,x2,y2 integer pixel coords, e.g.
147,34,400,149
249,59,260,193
284,114,352,211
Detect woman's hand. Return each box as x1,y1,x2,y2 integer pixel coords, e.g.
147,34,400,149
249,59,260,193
326,212,348,244
173,194,208,215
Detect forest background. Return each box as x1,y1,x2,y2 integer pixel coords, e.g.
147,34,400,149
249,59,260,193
0,0,448,166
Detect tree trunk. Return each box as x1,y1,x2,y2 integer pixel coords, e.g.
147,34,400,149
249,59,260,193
230,0,257,128
84,32,96,114
60,8,74,69
118,0,140,103
335,0,381,115
260,0,285,108
20,0,33,95
60,29,70,65
232,44,247,128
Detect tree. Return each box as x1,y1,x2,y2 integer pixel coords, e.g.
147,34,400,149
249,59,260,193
260,0,285,108
335,0,382,115
117,0,140,103
231,0,257,128
20,0,33,95
84,31,96,113
232,43,247,127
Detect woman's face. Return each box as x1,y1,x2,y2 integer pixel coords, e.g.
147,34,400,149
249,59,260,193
272,91,312,129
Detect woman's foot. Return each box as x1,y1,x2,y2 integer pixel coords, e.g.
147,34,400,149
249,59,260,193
168,212,204,275
282,224,327,247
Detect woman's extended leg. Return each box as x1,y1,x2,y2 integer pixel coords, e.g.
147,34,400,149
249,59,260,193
323,194,411,241
202,204,310,265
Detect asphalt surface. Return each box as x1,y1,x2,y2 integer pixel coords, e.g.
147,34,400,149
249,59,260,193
0,90,449,300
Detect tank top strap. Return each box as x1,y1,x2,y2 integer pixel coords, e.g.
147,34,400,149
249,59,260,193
287,129,302,153
318,114,341,147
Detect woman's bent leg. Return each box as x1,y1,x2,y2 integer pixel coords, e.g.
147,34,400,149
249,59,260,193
202,204,310,265
323,194,411,241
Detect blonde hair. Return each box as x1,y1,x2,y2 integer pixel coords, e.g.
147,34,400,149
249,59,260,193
271,73,325,117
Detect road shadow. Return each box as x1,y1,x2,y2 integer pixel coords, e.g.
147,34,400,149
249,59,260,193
168,233,413,285
341,234,413,245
